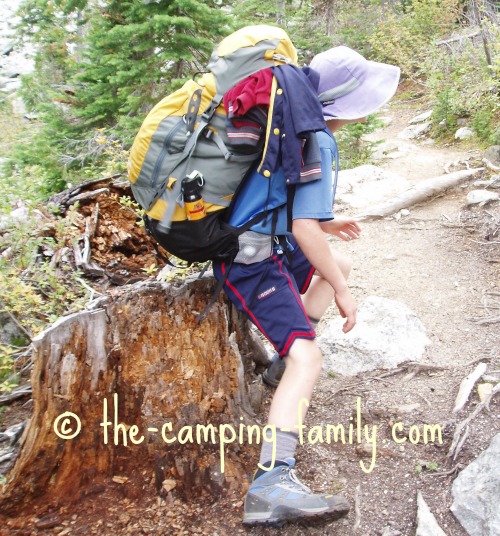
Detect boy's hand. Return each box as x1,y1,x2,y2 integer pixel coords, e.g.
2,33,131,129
326,217,361,242
334,287,357,333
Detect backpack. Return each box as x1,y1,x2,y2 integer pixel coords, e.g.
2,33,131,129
128,25,298,264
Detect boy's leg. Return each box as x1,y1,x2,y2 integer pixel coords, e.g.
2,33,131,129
263,247,351,387
244,337,349,526
213,255,349,527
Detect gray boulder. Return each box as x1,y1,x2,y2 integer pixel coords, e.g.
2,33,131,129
483,146,500,167
455,127,475,140
451,433,500,536
318,296,431,376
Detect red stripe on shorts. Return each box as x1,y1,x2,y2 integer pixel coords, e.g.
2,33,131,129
221,262,278,353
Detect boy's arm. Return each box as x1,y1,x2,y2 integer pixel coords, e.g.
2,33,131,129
292,218,357,333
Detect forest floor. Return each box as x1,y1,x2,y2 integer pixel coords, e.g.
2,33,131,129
1,98,499,535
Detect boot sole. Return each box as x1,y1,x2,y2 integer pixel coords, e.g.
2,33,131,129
243,503,350,528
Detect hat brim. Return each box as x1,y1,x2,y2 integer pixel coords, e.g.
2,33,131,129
322,60,400,120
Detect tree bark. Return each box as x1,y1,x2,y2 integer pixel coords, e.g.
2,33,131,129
0,277,268,516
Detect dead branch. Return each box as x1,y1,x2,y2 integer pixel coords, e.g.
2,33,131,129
2,311,32,340
469,315,500,325
72,243,108,278
447,383,500,462
0,386,33,406
353,484,361,531
453,362,488,414
355,168,485,221
67,188,110,206
324,362,445,404
424,463,462,478
436,31,480,45
483,158,500,172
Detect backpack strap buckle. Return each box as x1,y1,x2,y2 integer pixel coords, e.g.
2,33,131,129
201,94,223,122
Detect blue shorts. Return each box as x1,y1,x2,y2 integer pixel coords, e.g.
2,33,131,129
213,239,316,357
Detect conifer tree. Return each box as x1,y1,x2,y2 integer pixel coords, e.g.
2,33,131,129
74,0,232,140
13,0,231,189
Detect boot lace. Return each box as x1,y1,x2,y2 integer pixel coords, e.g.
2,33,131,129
280,466,312,494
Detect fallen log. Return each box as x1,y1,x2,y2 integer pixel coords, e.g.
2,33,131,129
0,277,267,516
355,168,485,221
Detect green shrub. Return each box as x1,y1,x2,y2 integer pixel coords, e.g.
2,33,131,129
426,27,500,142
336,115,385,169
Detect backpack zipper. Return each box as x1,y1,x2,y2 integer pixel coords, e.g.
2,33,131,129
149,118,187,189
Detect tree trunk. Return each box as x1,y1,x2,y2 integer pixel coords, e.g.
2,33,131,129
0,277,268,516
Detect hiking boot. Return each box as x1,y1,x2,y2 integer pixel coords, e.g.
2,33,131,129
243,458,350,527
262,353,286,387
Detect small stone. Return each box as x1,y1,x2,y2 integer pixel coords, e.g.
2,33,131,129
398,122,432,140
409,110,433,124
119,513,131,525
416,491,447,535
477,383,494,402
397,403,420,413
112,475,128,484
162,479,177,492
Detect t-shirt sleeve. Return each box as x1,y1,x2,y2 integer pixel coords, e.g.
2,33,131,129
292,131,335,221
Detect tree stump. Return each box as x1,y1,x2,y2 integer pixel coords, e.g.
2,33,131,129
0,277,268,515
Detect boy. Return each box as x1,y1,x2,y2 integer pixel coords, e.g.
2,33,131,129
214,46,400,527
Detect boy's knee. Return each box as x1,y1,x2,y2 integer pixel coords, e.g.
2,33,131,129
286,338,323,371
331,248,352,279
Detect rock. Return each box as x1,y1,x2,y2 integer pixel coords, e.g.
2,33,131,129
477,383,494,402
0,312,29,346
483,146,500,166
397,122,432,140
162,479,177,493
381,528,402,536
409,110,433,124
318,296,431,376
0,422,25,446
466,190,499,206
336,165,410,210
457,118,468,126
455,127,475,140
371,140,413,161
416,491,447,536
0,204,30,231
0,41,14,57
451,433,500,536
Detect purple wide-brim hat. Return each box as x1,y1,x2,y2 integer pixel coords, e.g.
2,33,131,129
310,46,401,120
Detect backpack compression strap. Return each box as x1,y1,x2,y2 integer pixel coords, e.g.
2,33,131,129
157,95,260,233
